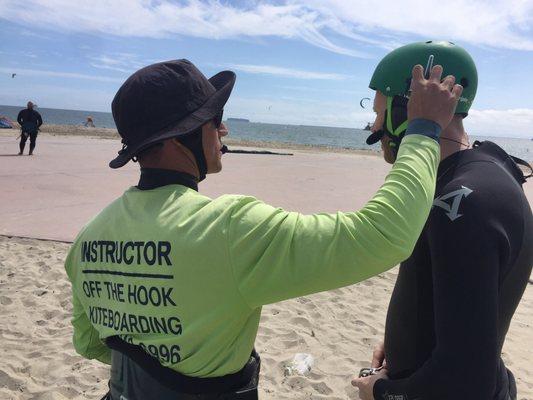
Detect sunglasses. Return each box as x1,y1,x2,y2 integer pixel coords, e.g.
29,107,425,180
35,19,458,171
213,109,224,129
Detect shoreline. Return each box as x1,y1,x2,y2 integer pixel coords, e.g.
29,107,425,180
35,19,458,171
0,123,383,157
2,123,532,161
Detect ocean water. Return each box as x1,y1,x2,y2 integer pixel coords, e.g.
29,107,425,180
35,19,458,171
1,105,532,161
0,105,116,128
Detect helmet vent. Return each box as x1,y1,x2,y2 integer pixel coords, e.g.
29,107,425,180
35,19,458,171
426,40,433,43
460,78,469,88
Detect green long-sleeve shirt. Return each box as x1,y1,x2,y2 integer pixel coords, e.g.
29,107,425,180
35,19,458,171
64,134,439,377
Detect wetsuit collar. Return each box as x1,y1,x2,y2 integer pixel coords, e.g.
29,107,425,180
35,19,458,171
438,141,529,187
137,168,198,191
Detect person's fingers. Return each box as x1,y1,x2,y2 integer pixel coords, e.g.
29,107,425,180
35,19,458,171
351,377,362,387
442,75,456,91
371,352,383,368
429,65,443,82
452,83,464,99
411,64,424,87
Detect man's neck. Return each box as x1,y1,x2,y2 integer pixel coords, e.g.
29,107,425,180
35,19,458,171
138,141,200,179
440,117,469,161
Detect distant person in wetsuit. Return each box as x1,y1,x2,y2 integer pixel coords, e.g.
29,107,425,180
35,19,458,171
352,41,533,400
17,101,43,155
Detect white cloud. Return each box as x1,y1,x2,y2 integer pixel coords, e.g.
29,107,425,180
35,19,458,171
18,28,51,40
467,108,533,138
2,1,531,56
88,53,147,73
300,0,533,51
0,67,123,83
0,0,368,57
228,64,350,80
21,52,38,58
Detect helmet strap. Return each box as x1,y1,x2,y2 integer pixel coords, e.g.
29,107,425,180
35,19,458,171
385,96,409,136
176,128,208,182
384,96,408,155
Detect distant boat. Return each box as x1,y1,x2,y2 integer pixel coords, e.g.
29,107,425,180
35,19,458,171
227,118,250,123
363,122,373,131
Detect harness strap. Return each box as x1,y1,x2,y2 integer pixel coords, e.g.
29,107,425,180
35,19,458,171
105,336,259,395
473,140,532,181
509,155,532,179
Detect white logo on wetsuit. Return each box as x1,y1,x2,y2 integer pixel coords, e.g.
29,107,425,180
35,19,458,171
432,185,473,221
384,395,408,400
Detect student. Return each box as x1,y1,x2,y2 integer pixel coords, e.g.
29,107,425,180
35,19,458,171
353,41,533,400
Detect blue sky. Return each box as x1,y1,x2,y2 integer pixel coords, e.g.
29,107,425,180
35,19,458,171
0,0,532,137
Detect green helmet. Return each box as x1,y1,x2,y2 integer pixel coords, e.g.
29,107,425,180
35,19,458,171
369,41,478,115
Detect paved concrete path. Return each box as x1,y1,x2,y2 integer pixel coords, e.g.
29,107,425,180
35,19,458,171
0,134,398,242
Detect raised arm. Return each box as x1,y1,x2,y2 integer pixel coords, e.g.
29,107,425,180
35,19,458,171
229,65,463,308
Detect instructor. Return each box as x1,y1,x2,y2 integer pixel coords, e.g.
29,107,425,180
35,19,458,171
65,59,462,399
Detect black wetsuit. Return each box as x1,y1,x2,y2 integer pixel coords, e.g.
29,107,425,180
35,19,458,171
17,108,43,154
374,141,533,400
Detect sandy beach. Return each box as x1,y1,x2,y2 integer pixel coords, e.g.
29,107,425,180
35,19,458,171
0,127,532,399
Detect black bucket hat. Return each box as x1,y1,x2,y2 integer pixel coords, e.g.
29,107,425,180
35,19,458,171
109,59,236,168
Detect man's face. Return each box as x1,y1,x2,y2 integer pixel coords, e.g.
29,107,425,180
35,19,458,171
202,120,228,174
372,91,396,164
27,102,33,110
372,91,386,133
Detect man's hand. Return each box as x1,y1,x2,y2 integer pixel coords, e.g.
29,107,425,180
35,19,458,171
372,342,386,368
407,64,463,130
351,369,388,400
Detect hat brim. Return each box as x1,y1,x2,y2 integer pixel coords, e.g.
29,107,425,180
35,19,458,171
109,70,236,169
366,130,384,145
